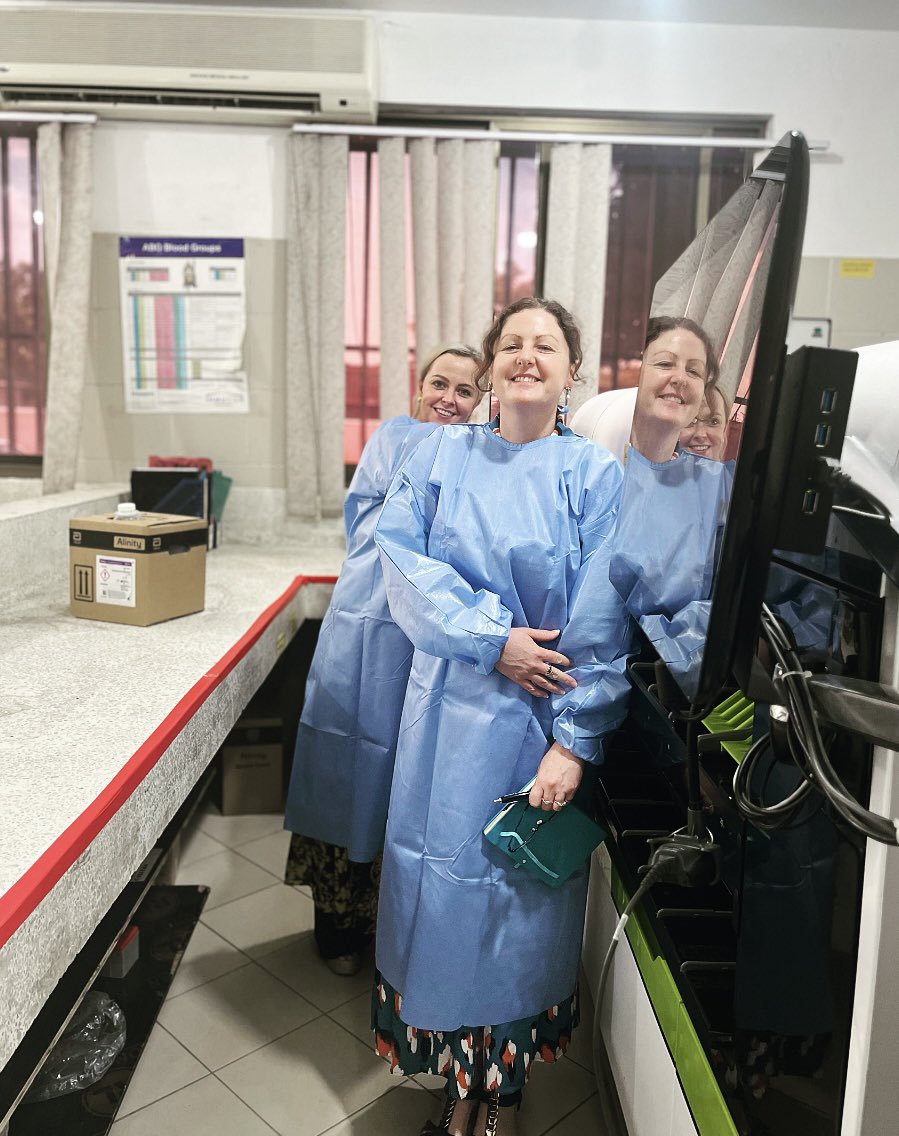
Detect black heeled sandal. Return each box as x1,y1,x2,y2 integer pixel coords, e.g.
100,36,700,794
420,1090,478,1136
477,1088,522,1136
482,1090,501,1136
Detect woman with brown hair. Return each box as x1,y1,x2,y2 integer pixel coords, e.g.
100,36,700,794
373,298,632,1134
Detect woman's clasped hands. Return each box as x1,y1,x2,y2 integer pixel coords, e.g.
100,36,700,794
495,626,578,698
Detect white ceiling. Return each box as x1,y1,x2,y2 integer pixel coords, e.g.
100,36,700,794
28,0,899,32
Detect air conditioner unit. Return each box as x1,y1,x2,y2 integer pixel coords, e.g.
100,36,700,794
0,3,378,123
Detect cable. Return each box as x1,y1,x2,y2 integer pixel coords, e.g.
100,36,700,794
734,604,899,845
732,733,815,830
594,860,669,1027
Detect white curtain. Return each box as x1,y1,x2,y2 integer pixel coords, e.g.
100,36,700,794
286,134,348,520
543,142,612,415
38,122,94,494
380,137,498,423
651,177,781,404
377,137,409,422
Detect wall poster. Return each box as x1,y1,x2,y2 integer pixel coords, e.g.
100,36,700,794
119,237,248,413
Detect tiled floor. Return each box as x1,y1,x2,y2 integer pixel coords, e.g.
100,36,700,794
111,803,604,1135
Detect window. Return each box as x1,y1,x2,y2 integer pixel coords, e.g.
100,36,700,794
342,124,758,468
343,138,540,465
0,125,46,460
601,145,749,391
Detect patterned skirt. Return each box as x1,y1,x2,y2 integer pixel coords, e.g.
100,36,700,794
284,833,380,928
284,833,381,957
372,970,579,1099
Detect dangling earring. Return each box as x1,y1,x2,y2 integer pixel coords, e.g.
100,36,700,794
558,386,571,421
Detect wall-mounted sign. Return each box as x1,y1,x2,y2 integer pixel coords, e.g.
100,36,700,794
839,259,876,279
119,237,248,413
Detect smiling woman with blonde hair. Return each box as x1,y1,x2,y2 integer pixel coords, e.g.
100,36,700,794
679,381,732,461
283,344,483,976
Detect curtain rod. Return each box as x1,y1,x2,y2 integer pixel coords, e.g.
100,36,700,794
291,122,809,150
0,111,97,124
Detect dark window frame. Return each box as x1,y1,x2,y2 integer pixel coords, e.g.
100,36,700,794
1,123,45,471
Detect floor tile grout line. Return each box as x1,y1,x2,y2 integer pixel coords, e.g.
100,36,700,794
191,874,286,914
253,966,377,1017
564,1051,595,1075
196,819,286,851
209,1073,283,1134
323,1004,384,1060
166,923,258,1001
177,842,282,879
112,1071,217,1126
179,829,230,863
164,944,267,1004
114,1015,212,1118
166,924,358,1010
197,878,313,935
533,1089,600,1136
231,823,287,847
313,1080,425,1136
208,1010,327,1075
229,840,288,880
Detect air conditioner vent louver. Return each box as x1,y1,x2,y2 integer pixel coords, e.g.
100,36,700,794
0,4,377,122
0,85,322,114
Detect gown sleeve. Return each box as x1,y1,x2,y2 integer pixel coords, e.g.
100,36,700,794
343,418,436,549
551,454,634,763
375,429,514,674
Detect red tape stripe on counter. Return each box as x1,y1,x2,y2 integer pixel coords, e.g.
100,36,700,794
0,574,337,951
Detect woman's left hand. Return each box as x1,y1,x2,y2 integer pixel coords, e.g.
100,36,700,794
529,743,585,812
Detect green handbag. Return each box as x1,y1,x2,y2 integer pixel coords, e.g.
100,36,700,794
483,783,607,889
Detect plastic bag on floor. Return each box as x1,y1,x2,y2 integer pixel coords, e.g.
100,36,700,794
24,992,126,1102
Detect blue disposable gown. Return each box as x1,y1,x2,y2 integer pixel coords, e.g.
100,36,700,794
373,421,633,1030
283,415,438,863
610,447,733,701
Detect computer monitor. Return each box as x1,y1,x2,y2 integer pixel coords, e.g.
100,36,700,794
694,132,809,705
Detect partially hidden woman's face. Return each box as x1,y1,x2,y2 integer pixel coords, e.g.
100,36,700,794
490,308,575,414
680,387,729,460
417,354,480,424
635,328,709,431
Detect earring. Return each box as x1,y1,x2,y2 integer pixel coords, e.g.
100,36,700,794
558,386,571,420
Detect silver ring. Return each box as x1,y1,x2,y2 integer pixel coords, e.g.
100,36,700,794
541,798,553,805
553,799,567,808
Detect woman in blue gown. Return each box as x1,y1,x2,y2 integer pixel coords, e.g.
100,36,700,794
372,299,633,1135
283,344,482,974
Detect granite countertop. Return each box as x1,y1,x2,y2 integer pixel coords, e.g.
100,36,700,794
0,539,344,903
0,536,346,1072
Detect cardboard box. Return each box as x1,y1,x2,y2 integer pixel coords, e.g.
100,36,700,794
219,717,283,815
69,511,207,626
